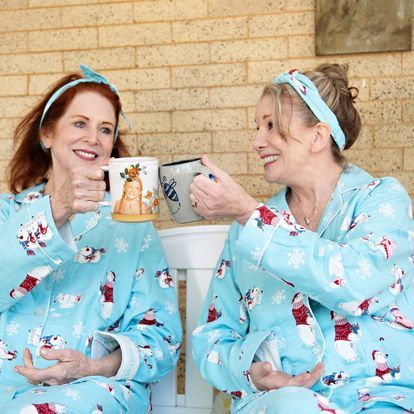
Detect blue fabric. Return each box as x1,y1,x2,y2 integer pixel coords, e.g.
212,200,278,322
0,184,182,413
274,69,346,151
39,64,131,141
192,164,414,413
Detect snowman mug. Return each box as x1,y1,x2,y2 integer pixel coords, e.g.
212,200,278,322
100,157,159,222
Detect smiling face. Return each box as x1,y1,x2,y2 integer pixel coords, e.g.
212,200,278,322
42,90,116,187
124,179,142,200
253,95,314,186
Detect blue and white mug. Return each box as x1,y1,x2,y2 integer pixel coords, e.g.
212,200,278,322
159,158,214,223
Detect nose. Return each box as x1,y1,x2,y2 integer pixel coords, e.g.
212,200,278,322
252,126,267,152
84,127,99,144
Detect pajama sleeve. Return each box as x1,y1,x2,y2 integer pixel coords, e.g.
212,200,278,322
92,223,182,383
236,177,414,317
0,194,75,313
192,223,268,399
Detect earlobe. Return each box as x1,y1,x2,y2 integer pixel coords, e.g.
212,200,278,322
40,130,52,149
310,122,331,153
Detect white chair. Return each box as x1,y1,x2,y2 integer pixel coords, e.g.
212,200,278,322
152,225,230,414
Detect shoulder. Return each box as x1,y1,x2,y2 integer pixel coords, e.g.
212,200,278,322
0,192,16,218
362,175,410,203
344,165,410,203
352,174,412,224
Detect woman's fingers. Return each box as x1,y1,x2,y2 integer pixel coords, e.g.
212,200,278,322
15,348,90,385
200,155,226,181
22,347,34,368
249,361,324,391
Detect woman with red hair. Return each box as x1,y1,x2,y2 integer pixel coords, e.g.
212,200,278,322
0,65,181,413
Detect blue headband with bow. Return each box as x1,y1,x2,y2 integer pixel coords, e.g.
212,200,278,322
39,64,131,141
273,69,346,151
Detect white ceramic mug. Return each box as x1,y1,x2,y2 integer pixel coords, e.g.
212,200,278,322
159,157,215,224
101,157,159,222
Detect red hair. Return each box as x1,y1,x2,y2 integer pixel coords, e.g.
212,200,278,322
7,73,130,193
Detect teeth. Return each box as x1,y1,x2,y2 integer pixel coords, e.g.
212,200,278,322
263,155,279,164
76,150,96,159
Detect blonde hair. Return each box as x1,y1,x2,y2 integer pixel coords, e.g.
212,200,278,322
261,63,361,164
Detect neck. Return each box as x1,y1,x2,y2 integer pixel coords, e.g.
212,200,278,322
287,160,343,228
43,175,54,195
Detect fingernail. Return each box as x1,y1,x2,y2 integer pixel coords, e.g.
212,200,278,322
40,347,48,356
13,367,19,372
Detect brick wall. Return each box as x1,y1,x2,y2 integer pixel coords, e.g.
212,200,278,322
0,0,413,230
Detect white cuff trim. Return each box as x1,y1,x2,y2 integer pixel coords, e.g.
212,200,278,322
92,330,140,380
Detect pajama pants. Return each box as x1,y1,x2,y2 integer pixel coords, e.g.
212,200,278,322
0,379,149,414
236,387,408,414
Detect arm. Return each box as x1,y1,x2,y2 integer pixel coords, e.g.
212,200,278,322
0,165,108,312
0,193,76,313
191,224,320,398
236,177,414,316
91,223,182,383
192,225,263,396
14,347,122,386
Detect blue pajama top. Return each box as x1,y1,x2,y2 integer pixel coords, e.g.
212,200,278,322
192,164,414,413
0,183,182,411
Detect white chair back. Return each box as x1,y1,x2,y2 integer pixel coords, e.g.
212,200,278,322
152,225,229,414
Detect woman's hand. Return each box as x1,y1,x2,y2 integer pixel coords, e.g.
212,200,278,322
189,155,258,225
14,347,122,386
249,361,324,391
50,165,106,227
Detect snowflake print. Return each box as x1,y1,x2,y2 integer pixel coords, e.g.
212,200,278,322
318,246,326,257
85,214,98,229
130,295,139,308
115,238,129,253
154,348,164,360
271,290,286,305
141,234,152,251
378,203,395,218
53,268,65,282
312,343,323,356
165,301,177,315
250,247,263,263
356,259,372,279
6,320,20,336
391,182,404,192
274,335,286,350
72,321,84,338
62,387,81,400
287,249,305,269
208,330,221,343
378,202,395,218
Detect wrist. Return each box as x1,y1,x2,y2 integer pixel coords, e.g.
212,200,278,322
234,198,258,226
89,348,122,378
49,194,70,228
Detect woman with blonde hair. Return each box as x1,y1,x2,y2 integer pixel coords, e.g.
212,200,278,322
191,63,414,413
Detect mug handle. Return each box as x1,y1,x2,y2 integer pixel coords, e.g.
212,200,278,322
98,165,111,206
193,164,216,181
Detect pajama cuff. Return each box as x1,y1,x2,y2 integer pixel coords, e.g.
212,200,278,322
27,196,76,266
92,331,140,380
236,204,281,267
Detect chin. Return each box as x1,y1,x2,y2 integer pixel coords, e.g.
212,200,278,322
263,172,284,185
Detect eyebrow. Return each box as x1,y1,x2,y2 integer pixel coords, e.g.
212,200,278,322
70,114,114,126
254,113,273,123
